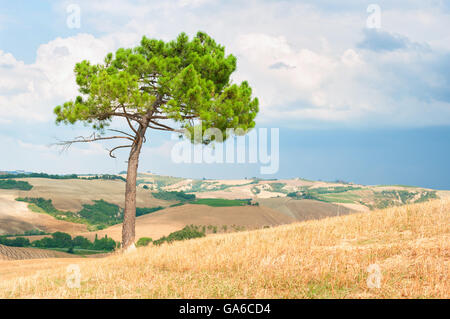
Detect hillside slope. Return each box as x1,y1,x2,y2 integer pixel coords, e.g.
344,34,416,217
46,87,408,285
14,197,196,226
256,198,357,220
0,178,172,235
0,175,440,237
0,192,87,235
80,204,295,242
0,199,448,298
16,178,169,211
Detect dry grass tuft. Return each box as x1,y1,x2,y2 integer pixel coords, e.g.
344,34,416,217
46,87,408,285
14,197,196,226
0,199,448,298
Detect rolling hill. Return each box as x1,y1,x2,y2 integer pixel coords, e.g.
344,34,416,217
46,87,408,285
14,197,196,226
0,177,172,235
16,178,170,211
0,199,447,298
0,191,87,235
255,198,358,221
0,173,445,241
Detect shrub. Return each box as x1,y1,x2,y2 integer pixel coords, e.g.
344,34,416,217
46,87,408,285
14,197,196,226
153,225,205,246
72,236,93,249
0,236,31,247
136,237,153,247
0,180,33,190
93,235,117,251
152,191,196,202
51,232,73,248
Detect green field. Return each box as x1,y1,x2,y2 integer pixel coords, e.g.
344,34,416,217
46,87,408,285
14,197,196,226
137,174,184,188
315,192,363,204
16,197,164,230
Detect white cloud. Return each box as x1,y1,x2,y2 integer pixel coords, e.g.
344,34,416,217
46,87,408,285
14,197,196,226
1,0,449,128
232,31,450,127
234,33,337,119
0,32,140,123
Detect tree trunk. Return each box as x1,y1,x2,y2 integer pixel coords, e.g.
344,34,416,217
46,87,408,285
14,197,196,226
122,128,146,250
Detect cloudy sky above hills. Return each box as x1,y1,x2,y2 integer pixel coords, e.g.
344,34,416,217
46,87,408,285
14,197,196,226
0,0,449,188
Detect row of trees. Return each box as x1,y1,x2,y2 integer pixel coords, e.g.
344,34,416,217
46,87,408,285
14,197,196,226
0,173,78,180
0,180,33,190
0,232,118,252
0,172,127,182
80,174,126,182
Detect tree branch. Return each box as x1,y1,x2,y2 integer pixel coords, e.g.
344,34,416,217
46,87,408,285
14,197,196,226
148,120,184,133
108,144,133,158
121,105,139,136
55,133,135,152
85,112,144,124
108,129,136,140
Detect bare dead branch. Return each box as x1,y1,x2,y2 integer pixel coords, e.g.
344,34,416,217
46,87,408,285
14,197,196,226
54,133,135,153
108,144,133,158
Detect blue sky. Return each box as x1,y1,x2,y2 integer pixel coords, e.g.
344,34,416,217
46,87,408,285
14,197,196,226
0,0,449,188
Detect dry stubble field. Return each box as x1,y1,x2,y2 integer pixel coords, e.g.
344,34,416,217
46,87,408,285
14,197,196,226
0,199,448,298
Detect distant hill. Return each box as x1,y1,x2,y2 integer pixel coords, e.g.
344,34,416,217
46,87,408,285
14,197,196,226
0,172,446,240
0,170,33,175
133,173,440,210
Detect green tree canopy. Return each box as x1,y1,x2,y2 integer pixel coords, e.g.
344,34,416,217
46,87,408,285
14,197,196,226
54,31,258,144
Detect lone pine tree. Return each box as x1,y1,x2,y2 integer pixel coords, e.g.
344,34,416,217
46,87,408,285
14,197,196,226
54,32,259,249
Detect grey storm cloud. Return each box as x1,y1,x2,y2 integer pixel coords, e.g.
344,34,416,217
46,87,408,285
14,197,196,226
357,29,428,52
